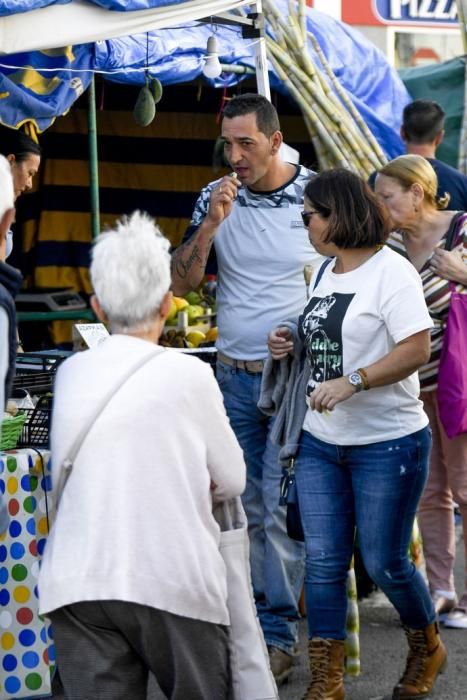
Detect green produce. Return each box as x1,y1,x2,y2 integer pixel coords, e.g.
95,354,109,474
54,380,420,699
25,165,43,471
152,78,163,104
186,304,205,324
166,298,178,322
184,291,202,305
133,79,156,127
161,329,187,348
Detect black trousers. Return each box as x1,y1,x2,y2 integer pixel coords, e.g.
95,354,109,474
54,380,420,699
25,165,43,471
49,601,230,700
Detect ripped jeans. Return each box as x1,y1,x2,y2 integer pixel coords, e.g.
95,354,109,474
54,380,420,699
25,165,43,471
294,427,435,640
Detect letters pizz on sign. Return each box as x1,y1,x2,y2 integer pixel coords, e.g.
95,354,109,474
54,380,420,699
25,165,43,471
375,0,457,23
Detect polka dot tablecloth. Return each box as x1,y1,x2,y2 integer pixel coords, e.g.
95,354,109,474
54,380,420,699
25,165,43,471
0,450,55,699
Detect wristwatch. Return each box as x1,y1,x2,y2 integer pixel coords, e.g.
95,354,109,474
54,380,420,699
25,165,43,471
348,371,364,393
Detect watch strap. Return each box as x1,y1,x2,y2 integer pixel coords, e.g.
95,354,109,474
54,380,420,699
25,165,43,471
356,367,370,390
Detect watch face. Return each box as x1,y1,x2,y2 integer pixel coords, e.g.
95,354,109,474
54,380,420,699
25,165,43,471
348,372,362,387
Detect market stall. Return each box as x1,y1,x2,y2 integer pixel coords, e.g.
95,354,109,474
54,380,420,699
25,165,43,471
0,0,411,350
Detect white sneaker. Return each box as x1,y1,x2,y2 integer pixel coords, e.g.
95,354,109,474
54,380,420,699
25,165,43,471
432,591,457,622
443,606,467,629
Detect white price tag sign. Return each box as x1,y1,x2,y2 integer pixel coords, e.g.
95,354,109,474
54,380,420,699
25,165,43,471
74,323,109,348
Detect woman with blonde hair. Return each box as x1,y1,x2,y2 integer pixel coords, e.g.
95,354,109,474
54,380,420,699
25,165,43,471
376,154,467,629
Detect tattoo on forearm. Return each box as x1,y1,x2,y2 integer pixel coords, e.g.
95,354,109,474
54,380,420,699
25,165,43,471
173,244,204,279
172,226,216,280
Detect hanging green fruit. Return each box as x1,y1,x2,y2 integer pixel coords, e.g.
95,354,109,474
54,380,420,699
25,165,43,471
133,77,156,127
151,78,163,105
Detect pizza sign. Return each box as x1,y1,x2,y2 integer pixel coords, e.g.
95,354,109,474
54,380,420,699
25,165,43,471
373,0,458,24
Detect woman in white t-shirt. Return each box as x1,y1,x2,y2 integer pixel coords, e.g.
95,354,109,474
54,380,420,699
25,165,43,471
268,169,444,700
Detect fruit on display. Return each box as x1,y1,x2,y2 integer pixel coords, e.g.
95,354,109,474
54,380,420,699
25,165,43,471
160,330,187,348
162,281,217,349
184,291,202,305
185,304,206,324
186,330,207,348
160,326,218,349
166,298,178,323
173,297,189,311
165,296,191,326
205,326,218,342
167,287,216,329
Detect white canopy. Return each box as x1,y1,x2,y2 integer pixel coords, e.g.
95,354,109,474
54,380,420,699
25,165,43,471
0,0,251,55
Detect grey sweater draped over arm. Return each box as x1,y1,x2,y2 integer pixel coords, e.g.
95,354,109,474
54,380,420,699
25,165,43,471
257,320,309,467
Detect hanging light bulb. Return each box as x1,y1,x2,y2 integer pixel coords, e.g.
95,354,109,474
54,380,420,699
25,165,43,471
202,35,222,79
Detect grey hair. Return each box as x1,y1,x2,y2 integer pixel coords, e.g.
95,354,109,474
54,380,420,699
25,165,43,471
0,154,14,219
90,211,171,333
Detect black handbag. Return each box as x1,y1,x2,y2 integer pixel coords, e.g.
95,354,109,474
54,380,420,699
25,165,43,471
279,458,304,542
277,259,334,543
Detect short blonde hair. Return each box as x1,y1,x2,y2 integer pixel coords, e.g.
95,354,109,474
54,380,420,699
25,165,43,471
378,154,449,210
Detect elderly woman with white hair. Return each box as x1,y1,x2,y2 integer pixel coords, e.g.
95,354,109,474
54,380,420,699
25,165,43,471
38,211,246,700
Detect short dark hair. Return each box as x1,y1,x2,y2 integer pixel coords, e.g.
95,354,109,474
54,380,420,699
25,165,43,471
305,169,390,249
402,100,445,144
0,125,41,162
222,93,280,137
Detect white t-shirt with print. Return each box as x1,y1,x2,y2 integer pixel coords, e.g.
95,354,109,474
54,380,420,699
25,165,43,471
301,246,433,445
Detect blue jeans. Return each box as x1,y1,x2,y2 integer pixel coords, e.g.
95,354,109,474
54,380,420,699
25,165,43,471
294,427,436,640
216,361,304,653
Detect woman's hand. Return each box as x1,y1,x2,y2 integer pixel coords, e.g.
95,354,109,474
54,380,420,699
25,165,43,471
268,326,294,360
430,248,467,285
309,377,356,413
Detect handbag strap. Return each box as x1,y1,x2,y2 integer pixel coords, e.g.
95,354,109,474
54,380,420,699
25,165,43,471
444,212,467,293
444,211,466,252
55,347,165,503
213,496,244,531
313,258,333,291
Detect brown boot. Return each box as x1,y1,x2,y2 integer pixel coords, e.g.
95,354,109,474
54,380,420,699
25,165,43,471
392,622,447,699
302,638,345,700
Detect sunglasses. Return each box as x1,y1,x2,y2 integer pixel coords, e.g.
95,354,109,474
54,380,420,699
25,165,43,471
301,210,319,227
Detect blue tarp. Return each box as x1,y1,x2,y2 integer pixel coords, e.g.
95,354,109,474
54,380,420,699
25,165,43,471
0,45,94,130
0,0,410,158
0,0,192,15
0,0,68,17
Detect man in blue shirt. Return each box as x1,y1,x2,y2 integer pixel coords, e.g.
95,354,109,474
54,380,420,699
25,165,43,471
369,100,467,210
172,94,324,685
400,99,467,210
